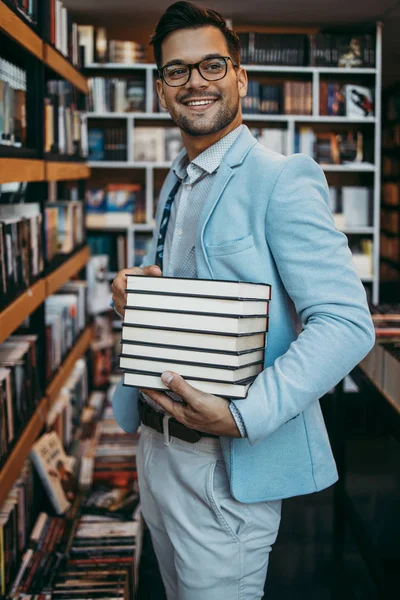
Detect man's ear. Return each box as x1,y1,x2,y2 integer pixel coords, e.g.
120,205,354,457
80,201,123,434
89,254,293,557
237,67,248,98
156,78,167,110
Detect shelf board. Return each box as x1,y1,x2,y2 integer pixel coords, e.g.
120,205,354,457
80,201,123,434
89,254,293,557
46,326,92,406
322,164,376,172
88,161,172,169
44,43,88,94
0,279,46,344
0,158,45,183
45,246,90,296
45,161,90,181
0,2,43,60
0,397,47,507
341,227,375,234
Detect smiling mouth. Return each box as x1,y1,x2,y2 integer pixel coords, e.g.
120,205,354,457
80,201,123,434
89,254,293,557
183,99,218,107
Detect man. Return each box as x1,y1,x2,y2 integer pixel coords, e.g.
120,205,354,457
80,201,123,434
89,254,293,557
111,2,375,598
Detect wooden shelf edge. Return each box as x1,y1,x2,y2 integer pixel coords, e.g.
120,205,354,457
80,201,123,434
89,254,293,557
46,326,92,405
44,44,88,94
0,280,46,344
0,158,45,184
0,2,43,60
45,161,90,181
45,246,90,297
0,397,47,507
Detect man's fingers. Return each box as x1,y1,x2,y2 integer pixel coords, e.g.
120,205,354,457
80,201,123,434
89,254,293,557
160,372,203,407
142,265,162,277
140,388,186,422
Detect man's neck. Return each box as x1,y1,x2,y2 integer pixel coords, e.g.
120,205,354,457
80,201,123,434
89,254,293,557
182,116,242,162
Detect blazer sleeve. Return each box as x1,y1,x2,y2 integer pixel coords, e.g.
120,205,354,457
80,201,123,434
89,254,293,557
232,153,375,446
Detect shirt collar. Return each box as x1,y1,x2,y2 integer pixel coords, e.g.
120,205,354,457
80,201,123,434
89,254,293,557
171,124,244,181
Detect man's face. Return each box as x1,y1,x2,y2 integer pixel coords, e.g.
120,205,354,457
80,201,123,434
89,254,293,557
156,26,247,137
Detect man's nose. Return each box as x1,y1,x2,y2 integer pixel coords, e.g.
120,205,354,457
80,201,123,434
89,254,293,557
184,66,209,89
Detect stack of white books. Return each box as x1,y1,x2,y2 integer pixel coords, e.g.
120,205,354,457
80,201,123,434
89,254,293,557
120,276,271,399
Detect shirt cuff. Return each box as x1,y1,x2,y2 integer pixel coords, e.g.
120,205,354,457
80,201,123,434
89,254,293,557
229,402,247,438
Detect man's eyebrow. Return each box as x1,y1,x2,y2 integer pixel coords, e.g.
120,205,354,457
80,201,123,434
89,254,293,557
163,53,225,67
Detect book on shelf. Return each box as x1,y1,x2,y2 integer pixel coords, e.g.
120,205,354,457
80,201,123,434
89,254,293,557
125,290,269,316
0,202,44,305
238,33,307,66
87,255,112,315
319,82,345,116
296,127,369,166
349,238,373,278
134,233,153,267
120,354,263,383
88,77,146,113
0,57,27,149
30,431,76,516
341,187,372,227
88,126,127,161
123,307,269,335
0,336,41,464
344,84,374,117
121,341,265,367
87,234,126,272
47,0,81,67
123,371,254,399
45,200,84,256
7,0,38,25
283,81,312,116
250,128,287,155
86,183,143,227
133,127,184,163
45,80,87,157
309,32,375,68
78,25,147,65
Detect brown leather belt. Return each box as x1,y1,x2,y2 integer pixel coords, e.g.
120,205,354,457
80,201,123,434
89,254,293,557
138,398,218,444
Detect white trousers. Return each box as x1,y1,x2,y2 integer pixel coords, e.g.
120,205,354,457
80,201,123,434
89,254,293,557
137,424,282,600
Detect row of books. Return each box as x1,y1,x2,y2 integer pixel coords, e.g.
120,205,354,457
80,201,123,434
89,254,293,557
87,236,126,275
0,335,42,467
238,32,375,68
88,127,127,162
45,282,88,381
88,77,146,113
133,233,152,268
328,187,372,229
0,203,44,308
79,25,147,65
86,183,145,227
0,461,42,598
243,81,312,115
381,209,399,236
383,156,400,177
295,127,372,166
0,57,27,149
46,0,81,67
121,275,271,398
6,0,38,25
320,83,374,117
134,127,183,163
45,80,88,157
382,122,400,149
44,200,85,261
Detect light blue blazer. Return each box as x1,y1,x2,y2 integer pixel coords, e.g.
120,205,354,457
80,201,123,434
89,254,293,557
112,126,375,502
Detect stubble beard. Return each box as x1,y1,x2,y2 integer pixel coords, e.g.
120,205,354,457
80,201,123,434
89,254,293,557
168,95,240,137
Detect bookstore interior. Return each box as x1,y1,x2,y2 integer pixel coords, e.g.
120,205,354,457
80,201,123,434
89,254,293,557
0,0,399,598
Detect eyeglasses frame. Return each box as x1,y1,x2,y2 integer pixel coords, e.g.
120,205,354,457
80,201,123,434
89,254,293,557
158,56,239,87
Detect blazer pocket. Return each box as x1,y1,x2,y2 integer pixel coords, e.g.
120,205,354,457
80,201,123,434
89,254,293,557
205,234,255,257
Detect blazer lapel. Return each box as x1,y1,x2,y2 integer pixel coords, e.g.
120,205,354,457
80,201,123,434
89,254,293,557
196,126,258,277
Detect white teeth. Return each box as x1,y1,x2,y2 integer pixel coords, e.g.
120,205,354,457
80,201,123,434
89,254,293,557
186,100,215,106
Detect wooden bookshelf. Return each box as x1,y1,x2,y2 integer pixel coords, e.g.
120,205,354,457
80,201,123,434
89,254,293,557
44,43,89,94
0,397,47,507
0,280,46,344
0,159,45,184
45,245,90,296
46,325,92,406
0,1,43,60
45,161,90,181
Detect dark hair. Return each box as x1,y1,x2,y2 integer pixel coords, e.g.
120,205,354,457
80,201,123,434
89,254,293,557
150,1,240,69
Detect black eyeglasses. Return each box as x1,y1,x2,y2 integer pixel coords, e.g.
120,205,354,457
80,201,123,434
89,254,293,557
159,56,238,87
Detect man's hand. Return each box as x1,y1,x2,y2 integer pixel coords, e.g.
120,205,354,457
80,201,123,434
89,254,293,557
142,372,242,438
111,264,162,318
